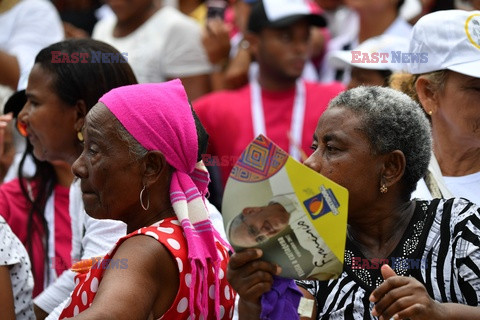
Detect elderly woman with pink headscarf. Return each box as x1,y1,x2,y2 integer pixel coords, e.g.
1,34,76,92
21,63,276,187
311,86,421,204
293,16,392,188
58,80,235,319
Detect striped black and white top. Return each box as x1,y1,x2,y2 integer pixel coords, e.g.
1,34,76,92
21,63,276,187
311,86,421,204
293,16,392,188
297,198,480,319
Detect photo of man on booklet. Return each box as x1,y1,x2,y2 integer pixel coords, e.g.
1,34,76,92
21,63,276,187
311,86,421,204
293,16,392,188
222,135,349,281
227,200,290,247
228,194,343,280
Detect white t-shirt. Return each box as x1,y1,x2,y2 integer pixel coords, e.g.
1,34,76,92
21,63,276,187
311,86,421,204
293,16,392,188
0,0,63,91
35,179,127,317
412,174,480,205
444,172,480,205
92,6,212,83
322,6,358,40
411,177,433,201
0,216,34,320
411,154,480,205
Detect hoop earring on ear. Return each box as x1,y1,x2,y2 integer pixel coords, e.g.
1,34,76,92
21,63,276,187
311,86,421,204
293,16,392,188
380,184,388,194
77,131,84,142
140,185,150,211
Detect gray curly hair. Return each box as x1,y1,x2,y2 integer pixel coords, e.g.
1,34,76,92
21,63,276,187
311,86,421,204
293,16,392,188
328,86,432,194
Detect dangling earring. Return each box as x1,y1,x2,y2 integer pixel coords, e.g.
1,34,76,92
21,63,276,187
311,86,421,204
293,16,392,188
77,131,84,142
380,184,388,194
140,185,150,211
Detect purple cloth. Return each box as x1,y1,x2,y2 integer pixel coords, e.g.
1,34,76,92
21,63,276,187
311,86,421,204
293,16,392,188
260,276,303,320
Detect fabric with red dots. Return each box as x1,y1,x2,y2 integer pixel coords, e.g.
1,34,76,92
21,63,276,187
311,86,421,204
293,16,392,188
59,217,235,319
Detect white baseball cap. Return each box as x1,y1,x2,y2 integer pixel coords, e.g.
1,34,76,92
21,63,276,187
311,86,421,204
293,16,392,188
407,9,480,77
327,35,411,71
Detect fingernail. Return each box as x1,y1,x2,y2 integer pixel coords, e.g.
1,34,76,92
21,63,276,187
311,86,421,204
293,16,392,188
276,265,282,274
369,294,376,302
371,307,377,316
254,248,262,257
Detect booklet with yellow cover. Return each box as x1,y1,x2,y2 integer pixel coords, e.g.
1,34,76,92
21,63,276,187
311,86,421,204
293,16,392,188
222,135,348,280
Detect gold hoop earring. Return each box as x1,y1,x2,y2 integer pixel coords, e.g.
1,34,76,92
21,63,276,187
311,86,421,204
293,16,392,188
77,131,84,142
380,184,388,194
140,185,150,211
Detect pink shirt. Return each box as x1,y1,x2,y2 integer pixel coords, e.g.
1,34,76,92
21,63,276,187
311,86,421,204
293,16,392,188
194,81,345,186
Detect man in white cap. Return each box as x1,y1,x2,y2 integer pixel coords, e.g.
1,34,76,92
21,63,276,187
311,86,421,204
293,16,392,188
318,0,412,85
327,34,410,89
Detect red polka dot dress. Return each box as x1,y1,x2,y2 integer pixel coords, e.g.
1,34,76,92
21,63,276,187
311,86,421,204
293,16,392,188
59,217,235,319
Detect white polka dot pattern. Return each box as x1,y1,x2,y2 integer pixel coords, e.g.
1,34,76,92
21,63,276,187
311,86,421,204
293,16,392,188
220,305,225,318
73,305,79,316
167,238,181,250
90,277,99,293
177,297,188,313
58,217,236,319
81,291,88,305
145,231,159,240
176,257,183,272
224,285,231,300
157,226,174,234
185,273,192,288
209,285,215,299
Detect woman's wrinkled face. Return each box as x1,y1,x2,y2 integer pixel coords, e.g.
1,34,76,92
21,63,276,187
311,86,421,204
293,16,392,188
432,71,480,145
303,107,383,217
72,103,142,221
18,64,78,163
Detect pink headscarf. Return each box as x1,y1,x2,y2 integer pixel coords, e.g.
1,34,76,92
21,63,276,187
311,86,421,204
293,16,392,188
99,79,223,319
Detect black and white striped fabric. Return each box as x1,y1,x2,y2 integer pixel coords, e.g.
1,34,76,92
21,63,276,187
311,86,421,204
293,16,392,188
297,198,480,319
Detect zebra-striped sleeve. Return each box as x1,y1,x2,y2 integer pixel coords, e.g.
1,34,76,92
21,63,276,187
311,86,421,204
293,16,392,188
421,198,480,305
296,198,480,319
